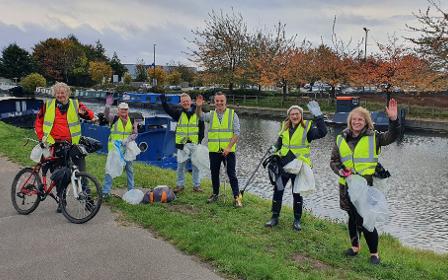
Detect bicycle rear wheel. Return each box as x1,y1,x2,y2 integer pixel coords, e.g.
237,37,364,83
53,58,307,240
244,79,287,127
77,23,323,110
61,172,102,224
11,167,41,215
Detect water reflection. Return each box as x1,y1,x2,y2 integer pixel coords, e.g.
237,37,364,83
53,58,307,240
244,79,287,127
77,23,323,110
237,117,448,253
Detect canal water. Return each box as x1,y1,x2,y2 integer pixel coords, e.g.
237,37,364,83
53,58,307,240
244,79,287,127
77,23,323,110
87,103,448,253
236,117,448,254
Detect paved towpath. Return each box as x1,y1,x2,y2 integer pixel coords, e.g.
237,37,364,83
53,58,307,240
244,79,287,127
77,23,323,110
0,157,224,280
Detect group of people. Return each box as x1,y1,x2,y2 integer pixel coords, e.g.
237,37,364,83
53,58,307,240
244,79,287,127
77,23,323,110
35,82,400,265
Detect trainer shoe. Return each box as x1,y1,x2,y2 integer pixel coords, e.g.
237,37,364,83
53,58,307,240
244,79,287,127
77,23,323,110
370,255,380,265
173,186,184,194
193,186,204,192
344,248,359,257
207,194,219,204
265,217,279,227
234,195,243,208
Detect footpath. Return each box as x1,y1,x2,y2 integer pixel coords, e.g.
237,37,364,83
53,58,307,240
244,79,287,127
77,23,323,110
0,157,223,280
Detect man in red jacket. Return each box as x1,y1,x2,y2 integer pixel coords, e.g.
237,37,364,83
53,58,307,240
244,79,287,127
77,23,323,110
35,82,95,212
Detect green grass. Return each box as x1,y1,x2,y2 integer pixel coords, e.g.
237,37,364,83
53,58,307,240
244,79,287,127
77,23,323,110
1,121,447,279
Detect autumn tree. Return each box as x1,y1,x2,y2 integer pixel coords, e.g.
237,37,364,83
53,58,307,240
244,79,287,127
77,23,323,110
123,72,132,84
89,61,113,84
20,73,46,93
189,9,250,91
147,66,167,87
0,43,35,80
33,38,65,81
166,70,182,85
407,0,448,73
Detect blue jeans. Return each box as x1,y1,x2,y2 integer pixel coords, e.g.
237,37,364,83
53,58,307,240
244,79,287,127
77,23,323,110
102,160,134,194
176,159,200,188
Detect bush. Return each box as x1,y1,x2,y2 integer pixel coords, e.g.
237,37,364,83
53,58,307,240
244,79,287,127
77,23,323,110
20,73,46,94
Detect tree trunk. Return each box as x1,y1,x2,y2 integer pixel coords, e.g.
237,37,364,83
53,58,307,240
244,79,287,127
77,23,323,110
229,82,234,93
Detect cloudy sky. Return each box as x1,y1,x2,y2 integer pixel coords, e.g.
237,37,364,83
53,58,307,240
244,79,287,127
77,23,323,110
1,0,445,66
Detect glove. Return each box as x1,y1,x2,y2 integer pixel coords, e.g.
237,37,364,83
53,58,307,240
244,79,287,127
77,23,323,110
268,145,277,154
159,94,167,103
307,100,322,117
39,141,46,149
338,168,352,177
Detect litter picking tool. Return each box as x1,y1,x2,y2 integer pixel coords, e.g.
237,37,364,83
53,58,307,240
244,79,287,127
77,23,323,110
240,148,271,198
220,155,228,203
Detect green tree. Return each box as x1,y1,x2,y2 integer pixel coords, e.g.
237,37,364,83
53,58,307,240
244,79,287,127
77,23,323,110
88,61,113,84
0,43,35,80
33,38,65,81
123,72,132,84
167,70,182,85
135,59,148,82
176,64,196,84
20,73,46,93
109,52,127,79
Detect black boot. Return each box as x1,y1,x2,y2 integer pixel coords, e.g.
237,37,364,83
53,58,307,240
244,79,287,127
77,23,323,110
265,216,279,227
293,194,303,231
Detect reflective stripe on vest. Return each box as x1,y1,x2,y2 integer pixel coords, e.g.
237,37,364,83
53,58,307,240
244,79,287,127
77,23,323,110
43,98,81,144
337,134,378,185
208,108,236,152
279,121,312,167
108,117,133,151
175,112,199,144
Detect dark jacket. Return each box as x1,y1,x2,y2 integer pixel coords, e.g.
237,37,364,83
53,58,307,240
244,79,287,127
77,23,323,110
161,100,205,150
330,119,401,211
274,116,327,166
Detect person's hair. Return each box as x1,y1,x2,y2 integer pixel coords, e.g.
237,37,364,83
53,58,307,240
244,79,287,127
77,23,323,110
214,91,226,99
282,108,305,131
180,93,191,100
52,82,71,97
347,106,374,131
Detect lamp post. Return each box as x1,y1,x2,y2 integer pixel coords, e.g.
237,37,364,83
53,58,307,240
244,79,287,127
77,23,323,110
153,43,157,87
362,27,369,94
363,27,369,61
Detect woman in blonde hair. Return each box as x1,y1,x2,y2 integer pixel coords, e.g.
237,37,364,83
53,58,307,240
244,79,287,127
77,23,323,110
265,101,327,231
330,98,400,265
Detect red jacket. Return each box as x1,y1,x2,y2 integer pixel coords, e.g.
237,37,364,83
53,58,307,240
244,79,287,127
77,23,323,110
35,100,94,142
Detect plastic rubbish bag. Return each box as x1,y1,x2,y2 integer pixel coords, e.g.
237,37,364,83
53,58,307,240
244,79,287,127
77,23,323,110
177,143,193,163
30,144,43,162
293,162,316,194
122,189,144,205
191,144,210,178
347,175,389,232
124,141,141,161
105,147,125,179
283,159,303,174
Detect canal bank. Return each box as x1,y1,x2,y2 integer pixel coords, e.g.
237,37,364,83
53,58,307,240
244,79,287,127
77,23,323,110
1,121,447,280
229,105,448,134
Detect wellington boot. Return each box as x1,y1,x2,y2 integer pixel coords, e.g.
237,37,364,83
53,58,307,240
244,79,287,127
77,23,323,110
292,219,302,231
265,217,279,228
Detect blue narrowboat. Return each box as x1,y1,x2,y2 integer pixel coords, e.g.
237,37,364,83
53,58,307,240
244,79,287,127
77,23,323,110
121,92,181,108
0,97,42,128
81,115,178,169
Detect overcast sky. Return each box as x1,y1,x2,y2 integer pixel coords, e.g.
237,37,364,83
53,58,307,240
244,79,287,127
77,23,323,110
1,0,445,66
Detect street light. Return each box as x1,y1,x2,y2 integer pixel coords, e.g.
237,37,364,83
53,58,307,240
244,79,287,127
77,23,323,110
363,27,369,61
152,43,157,87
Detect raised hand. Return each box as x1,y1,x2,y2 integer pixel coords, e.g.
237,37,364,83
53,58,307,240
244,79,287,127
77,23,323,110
385,98,398,121
106,94,114,106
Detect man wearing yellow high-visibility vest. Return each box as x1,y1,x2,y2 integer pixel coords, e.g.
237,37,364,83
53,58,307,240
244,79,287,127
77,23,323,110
101,102,139,198
160,93,205,193
196,92,242,207
330,99,400,265
34,82,95,212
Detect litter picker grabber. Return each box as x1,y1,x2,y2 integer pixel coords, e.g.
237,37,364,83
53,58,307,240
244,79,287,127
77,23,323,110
240,148,271,198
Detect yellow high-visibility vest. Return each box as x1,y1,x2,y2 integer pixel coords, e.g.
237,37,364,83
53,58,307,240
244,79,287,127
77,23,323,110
175,112,199,144
279,121,312,167
336,134,378,185
208,108,236,152
43,98,81,144
108,117,133,151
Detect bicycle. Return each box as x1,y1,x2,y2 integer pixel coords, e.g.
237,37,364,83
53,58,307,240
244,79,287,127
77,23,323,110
11,137,103,224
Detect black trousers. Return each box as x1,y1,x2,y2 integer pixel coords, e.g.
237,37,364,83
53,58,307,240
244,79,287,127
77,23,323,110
271,173,303,220
209,152,239,197
347,200,379,254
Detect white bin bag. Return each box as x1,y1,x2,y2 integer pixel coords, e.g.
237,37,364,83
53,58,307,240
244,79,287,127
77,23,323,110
105,141,126,179
124,141,141,161
122,189,144,205
191,144,210,178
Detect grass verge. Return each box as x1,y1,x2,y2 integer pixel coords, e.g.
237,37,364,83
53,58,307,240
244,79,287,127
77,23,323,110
1,121,447,280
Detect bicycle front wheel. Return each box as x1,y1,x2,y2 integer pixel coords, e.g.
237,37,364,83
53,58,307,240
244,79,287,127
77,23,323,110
11,167,41,215
61,172,102,224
